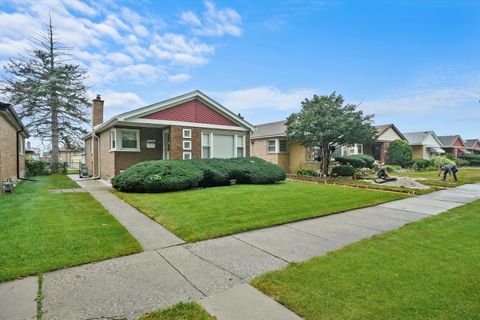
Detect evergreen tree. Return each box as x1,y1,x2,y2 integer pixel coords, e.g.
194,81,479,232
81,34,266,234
1,19,90,167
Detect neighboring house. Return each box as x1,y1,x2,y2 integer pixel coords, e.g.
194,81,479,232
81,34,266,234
0,102,29,187
362,124,406,163
437,135,469,158
464,139,480,154
83,91,255,180
403,131,445,159
251,121,406,172
25,142,41,161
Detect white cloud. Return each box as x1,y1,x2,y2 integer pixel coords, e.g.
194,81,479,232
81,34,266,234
101,91,145,119
106,52,133,65
181,0,242,37
168,73,191,83
0,0,240,88
216,86,316,111
361,73,480,116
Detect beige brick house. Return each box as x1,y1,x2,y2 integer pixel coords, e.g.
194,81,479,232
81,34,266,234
83,91,255,180
0,102,29,188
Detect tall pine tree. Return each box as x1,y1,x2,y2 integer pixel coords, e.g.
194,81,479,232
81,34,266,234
1,19,90,167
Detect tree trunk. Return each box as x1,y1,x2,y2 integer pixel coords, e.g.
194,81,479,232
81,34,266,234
51,105,59,166
48,19,59,170
321,144,330,176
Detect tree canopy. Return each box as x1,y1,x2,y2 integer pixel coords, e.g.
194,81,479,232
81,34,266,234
386,139,412,167
1,20,90,165
286,92,376,175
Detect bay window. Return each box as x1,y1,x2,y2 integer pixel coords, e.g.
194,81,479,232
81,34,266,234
110,129,140,151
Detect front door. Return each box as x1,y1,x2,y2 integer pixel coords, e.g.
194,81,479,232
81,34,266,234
372,143,381,161
163,130,170,160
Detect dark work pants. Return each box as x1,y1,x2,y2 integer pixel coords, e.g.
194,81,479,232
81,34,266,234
443,170,458,182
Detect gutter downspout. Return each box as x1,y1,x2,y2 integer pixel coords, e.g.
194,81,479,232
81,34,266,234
92,130,101,180
16,128,24,180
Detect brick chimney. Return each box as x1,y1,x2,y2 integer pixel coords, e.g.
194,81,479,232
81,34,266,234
92,94,104,126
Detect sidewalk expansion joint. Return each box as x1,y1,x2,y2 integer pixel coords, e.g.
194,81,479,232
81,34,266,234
231,235,291,264
155,250,207,297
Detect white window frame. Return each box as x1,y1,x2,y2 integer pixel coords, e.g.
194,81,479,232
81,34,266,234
183,140,192,150
201,131,245,158
183,151,192,160
267,139,276,153
183,128,192,139
110,128,140,152
201,132,212,159
110,130,116,150
267,138,288,154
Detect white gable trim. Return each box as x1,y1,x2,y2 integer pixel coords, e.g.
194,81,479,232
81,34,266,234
423,131,443,147
120,90,255,131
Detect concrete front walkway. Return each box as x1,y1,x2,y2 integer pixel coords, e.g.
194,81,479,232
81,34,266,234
1,181,479,320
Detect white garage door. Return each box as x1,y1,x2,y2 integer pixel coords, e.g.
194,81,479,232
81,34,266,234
212,134,234,158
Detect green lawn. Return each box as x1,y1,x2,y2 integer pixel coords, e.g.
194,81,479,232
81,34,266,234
252,200,480,320
0,175,141,282
398,167,480,187
139,302,213,320
113,181,407,242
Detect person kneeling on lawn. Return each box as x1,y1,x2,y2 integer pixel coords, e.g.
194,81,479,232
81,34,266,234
438,164,458,183
377,167,390,180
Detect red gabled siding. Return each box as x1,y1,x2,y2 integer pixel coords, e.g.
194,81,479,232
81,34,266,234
142,99,238,127
453,137,465,148
473,141,480,151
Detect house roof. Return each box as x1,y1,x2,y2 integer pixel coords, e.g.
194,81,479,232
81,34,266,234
251,120,287,139
0,102,29,137
464,139,480,149
374,123,406,140
403,131,442,146
437,135,463,148
85,90,255,138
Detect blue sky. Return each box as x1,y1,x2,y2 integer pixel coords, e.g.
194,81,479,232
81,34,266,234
1,0,479,144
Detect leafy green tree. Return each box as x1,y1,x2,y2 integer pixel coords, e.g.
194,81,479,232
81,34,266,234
1,20,90,167
386,140,412,167
286,92,376,175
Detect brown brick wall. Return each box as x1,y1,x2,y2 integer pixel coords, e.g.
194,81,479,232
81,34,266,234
92,97,104,127
84,137,99,176
114,127,163,177
99,130,115,180
0,114,24,183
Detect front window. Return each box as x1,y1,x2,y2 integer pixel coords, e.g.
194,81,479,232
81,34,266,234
267,139,276,153
306,146,321,162
202,132,211,159
183,140,191,150
110,129,140,151
110,130,116,150
183,129,191,138
183,152,192,160
278,139,288,153
236,135,245,157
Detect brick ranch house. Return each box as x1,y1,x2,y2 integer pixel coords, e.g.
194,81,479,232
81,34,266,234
0,102,29,187
464,139,480,154
83,90,255,180
437,135,469,158
251,121,404,172
403,131,445,159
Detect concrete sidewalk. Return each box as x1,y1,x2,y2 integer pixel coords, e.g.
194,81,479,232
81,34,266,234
2,181,479,320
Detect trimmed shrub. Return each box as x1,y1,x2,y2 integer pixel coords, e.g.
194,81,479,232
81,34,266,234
331,165,355,177
386,140,412,167
351,154,375,168
227,157,287,184
431,156,455,168
459,154,480,166
26,160,48,176
456,159,470,167
445,153,455,160
296,169,319,176
335,156,366,168
411,158,432,170
112,160,204,193
112,157,287,193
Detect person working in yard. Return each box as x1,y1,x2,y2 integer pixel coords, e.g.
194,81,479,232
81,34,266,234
377,167,390,180
438,164,458,182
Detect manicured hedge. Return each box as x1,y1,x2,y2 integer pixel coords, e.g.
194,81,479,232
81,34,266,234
459,154,480,166
296,168,319,177
411,158,432,170
112,157,287,193
335,155,374,168
331,165,355,177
